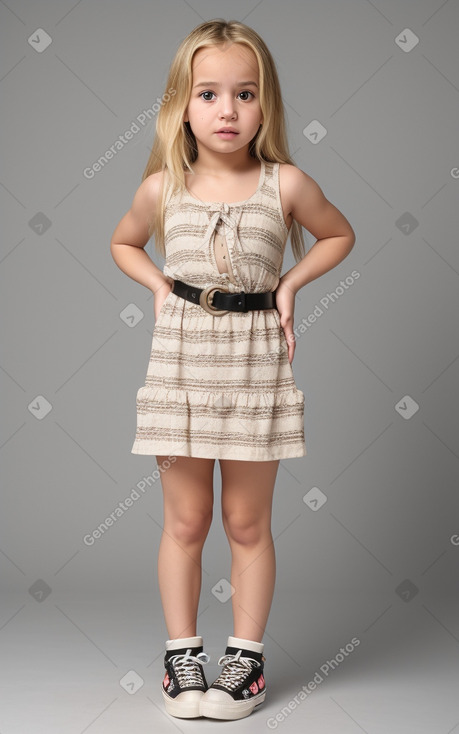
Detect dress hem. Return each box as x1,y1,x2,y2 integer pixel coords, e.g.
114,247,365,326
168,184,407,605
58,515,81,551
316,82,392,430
130,442,306,462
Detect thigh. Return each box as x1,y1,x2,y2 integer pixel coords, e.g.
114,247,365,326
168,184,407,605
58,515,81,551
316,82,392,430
156,455,215,520
219,459,280,522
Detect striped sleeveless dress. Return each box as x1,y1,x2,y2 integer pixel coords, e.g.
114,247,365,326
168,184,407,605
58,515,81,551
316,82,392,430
131,158,306,461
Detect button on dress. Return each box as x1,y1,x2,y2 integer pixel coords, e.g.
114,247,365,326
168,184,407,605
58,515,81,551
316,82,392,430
131,159,306,461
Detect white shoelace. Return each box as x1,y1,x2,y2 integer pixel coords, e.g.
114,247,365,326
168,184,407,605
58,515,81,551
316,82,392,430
213,649,261,691
169,648,210,688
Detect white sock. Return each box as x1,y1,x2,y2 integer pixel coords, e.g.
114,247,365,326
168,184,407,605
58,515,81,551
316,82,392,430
165,635,203,651
227,635,264,654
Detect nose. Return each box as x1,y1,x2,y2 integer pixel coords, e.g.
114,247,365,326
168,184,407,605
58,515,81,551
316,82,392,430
218,93,237,119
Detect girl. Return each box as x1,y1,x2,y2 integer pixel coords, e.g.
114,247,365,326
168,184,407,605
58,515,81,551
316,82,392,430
110,18,355,722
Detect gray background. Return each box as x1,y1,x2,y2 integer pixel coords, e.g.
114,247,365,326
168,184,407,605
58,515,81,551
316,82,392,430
1,1,458,732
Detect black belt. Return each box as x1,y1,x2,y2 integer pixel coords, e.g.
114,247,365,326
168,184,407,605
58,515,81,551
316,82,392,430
172,279,277,316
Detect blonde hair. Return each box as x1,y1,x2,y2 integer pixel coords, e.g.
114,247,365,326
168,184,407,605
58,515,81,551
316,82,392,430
142,18,306,263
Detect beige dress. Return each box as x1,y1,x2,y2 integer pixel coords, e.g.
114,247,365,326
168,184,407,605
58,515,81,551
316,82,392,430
131,159,306,461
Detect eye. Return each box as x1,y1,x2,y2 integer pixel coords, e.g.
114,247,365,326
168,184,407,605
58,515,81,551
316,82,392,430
199,91,216,101
238,91,254,101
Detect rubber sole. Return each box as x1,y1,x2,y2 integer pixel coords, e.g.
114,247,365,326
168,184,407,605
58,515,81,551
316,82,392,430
199,689,266,720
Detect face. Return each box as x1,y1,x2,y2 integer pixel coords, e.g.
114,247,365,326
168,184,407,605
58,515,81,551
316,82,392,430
184,43,263,158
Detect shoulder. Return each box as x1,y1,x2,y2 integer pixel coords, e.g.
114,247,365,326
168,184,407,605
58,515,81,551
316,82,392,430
135,170,164,205
129,170,166,220
279,163,323,198
278,163,326,216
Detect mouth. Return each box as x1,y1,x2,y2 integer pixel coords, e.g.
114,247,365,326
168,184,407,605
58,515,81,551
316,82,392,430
216,128,239,134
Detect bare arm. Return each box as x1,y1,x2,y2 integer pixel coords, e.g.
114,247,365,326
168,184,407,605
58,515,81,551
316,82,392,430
279,165,356,294
277,165,356,363
110,172,172,302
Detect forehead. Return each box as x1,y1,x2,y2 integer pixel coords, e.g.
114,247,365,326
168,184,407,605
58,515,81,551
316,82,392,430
191,43,259,77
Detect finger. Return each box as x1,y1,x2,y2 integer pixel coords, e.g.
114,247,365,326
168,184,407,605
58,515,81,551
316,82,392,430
283,325,296,364
287,333,295,364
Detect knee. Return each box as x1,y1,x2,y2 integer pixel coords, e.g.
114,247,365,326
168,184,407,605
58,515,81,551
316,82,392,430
169,509,213,546
223,512,267,546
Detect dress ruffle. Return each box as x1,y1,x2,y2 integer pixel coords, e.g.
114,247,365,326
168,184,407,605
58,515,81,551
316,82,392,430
131,384,305,461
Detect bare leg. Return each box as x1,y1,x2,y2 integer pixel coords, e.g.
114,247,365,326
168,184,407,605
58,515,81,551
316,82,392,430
156,455,215,639
219,458,279,643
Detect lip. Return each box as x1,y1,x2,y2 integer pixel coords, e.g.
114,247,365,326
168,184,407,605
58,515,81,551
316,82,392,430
216,128,239,134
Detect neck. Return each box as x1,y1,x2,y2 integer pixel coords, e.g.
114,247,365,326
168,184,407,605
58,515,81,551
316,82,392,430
190,146,258,177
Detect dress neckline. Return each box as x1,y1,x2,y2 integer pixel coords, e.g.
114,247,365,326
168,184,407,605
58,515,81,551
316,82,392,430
183,159,267,207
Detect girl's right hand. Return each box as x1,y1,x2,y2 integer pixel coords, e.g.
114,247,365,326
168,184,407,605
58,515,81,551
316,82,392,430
154,277,174,321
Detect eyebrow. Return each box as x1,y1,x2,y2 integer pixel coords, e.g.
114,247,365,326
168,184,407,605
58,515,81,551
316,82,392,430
193,81,259,89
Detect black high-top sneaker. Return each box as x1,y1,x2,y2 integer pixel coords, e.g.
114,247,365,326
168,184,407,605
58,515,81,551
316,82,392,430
199,635,266,720
162,635,210,718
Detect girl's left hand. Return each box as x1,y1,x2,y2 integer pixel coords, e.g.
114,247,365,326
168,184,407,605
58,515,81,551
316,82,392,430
274,281,297,364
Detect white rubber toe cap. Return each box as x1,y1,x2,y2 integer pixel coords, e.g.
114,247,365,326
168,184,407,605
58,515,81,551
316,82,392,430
201,688,234,703
162,689,204,718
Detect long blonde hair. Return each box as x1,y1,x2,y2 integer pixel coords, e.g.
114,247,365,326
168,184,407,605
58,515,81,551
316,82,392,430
142,18,306,263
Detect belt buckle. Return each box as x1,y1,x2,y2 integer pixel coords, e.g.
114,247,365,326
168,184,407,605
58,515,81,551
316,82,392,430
199,284,230,316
